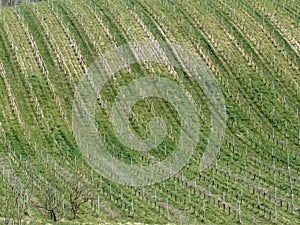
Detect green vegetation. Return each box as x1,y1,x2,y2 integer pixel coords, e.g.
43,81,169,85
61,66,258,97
0,0,299,224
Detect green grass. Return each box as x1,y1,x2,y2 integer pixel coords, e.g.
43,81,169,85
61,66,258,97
0,0,299,224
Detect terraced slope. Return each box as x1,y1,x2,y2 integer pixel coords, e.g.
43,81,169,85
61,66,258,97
0,0,299,224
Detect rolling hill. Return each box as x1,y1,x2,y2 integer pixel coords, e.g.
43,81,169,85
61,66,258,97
0,0,299,224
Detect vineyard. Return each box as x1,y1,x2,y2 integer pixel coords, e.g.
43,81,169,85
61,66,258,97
0,0,299,224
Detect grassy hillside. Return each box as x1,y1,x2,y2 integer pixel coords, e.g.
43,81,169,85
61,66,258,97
0,0,299,224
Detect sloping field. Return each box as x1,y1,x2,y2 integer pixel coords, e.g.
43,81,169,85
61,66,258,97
0,0,299,224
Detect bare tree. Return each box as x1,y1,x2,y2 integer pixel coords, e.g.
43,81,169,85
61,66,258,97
69,172,93,221
40,186,61,222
